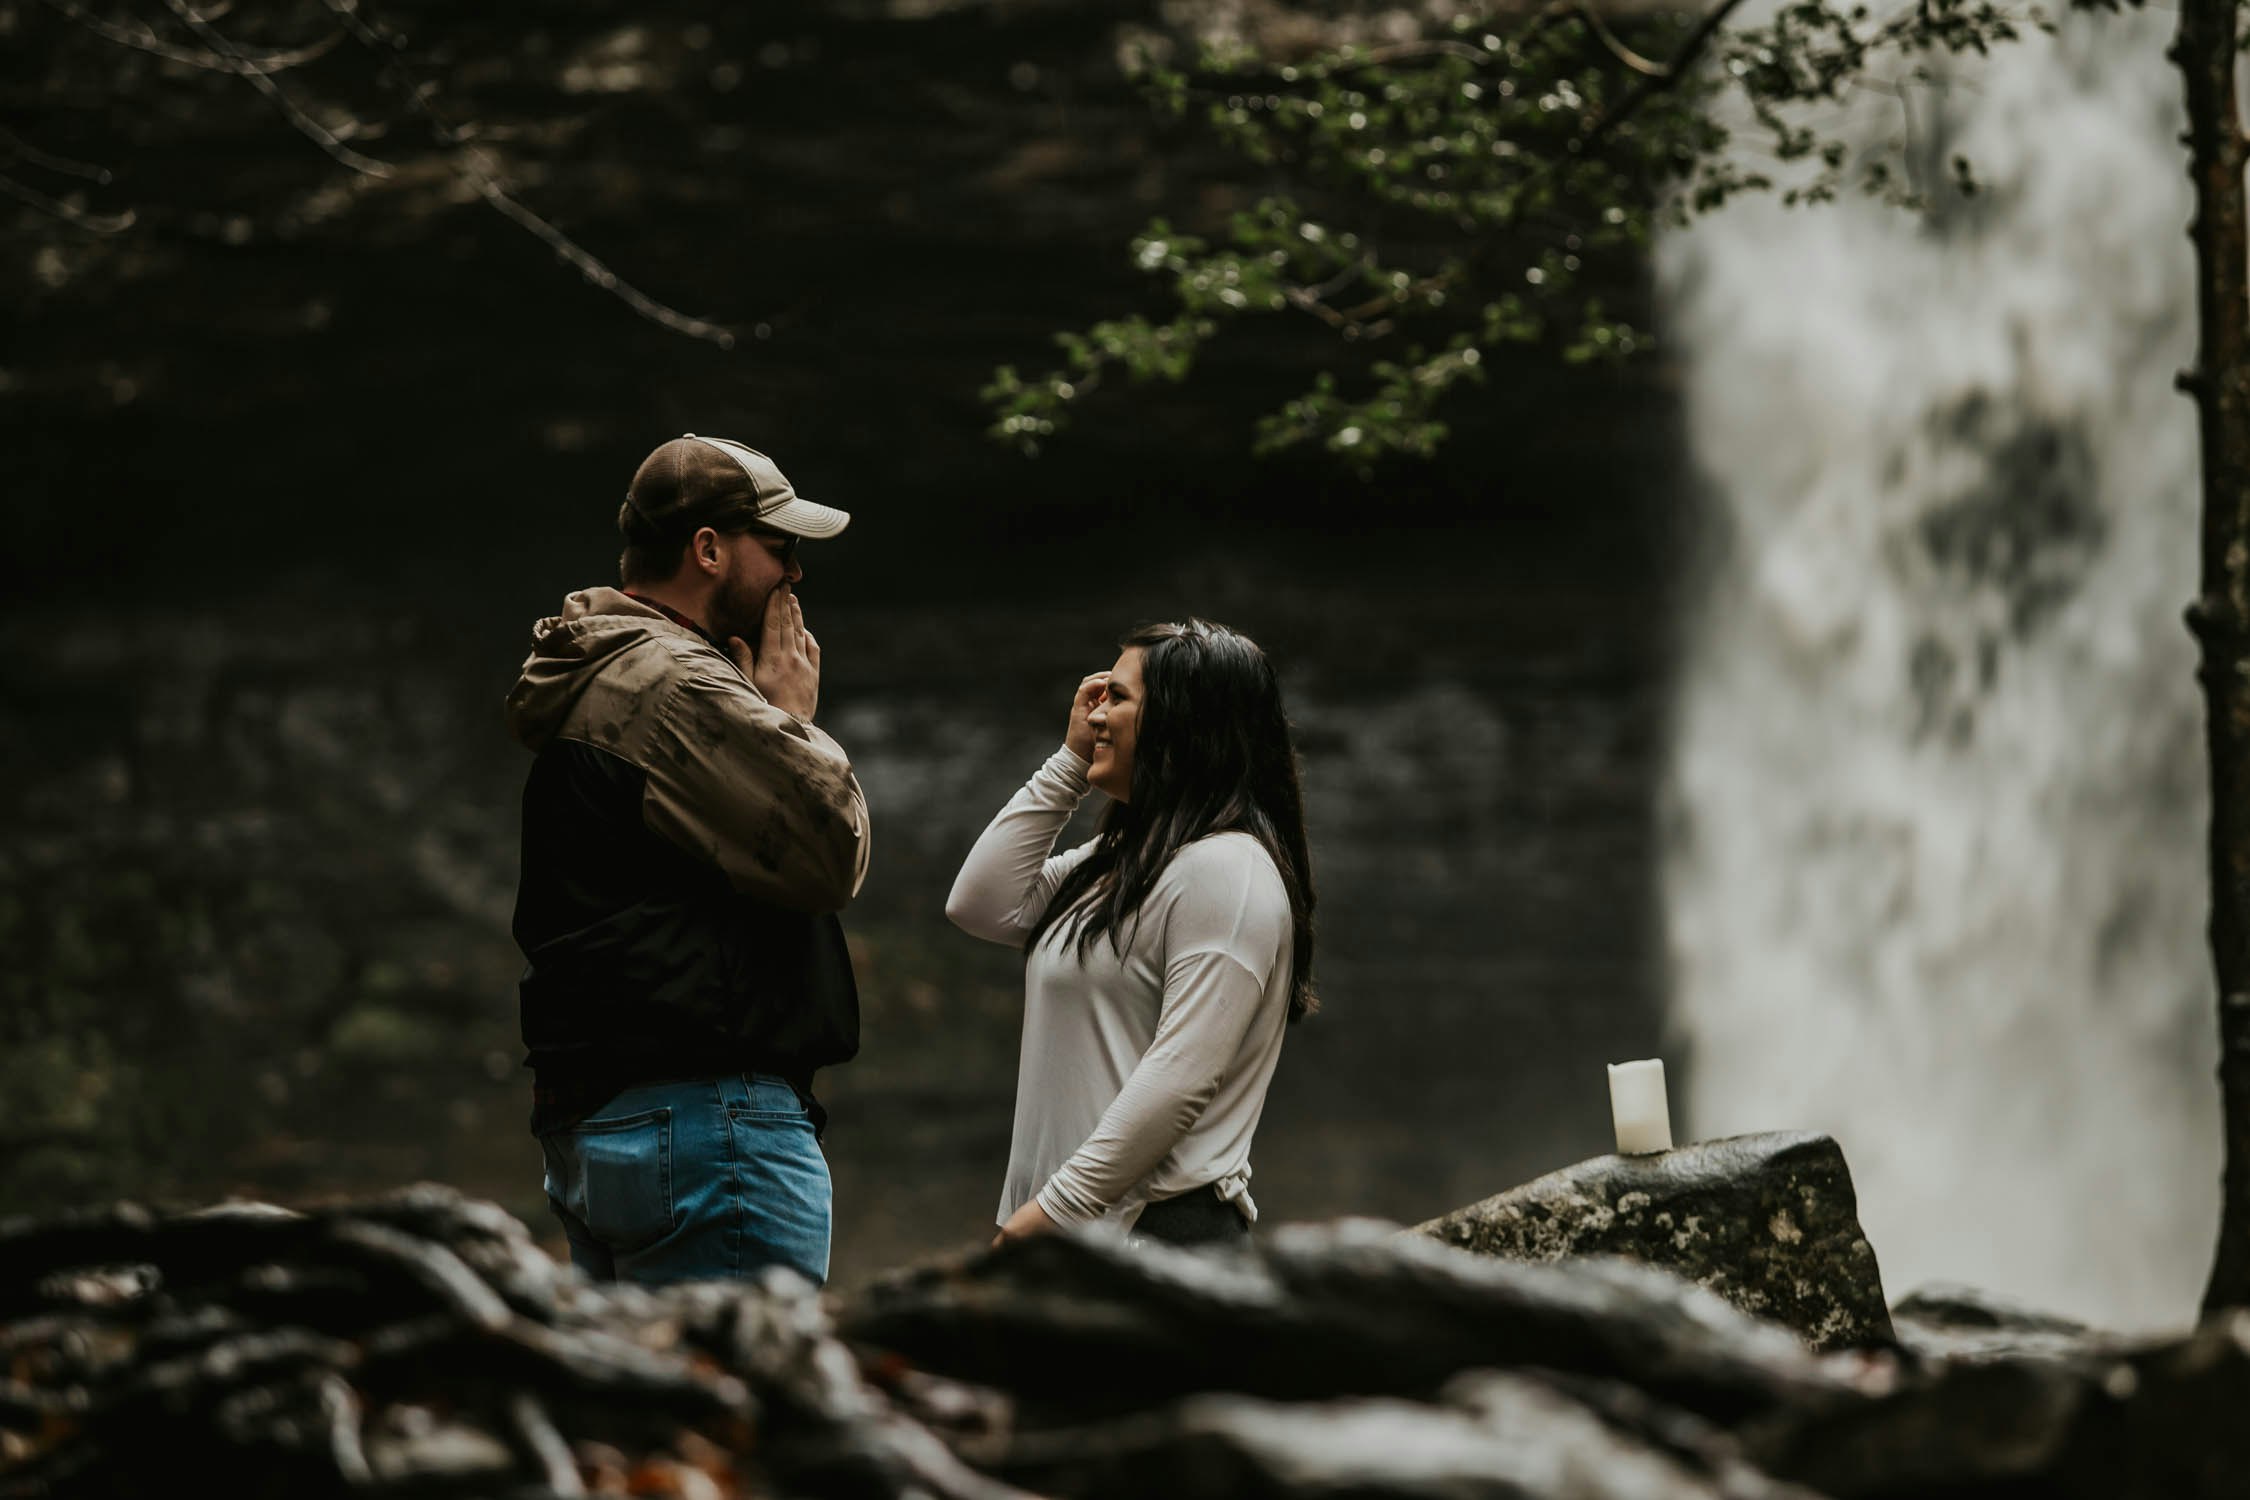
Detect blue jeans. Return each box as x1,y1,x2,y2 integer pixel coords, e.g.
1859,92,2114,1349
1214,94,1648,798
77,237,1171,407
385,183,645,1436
538,1073,831,1287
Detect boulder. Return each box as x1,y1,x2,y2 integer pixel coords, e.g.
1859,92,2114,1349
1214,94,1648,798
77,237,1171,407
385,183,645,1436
840,1219,1869,1426
1888,1282,2118,1363
0,1184,1020,1500
1413,1132,1893,1351
992,1375,1828,1500
1740,1312,2250,1500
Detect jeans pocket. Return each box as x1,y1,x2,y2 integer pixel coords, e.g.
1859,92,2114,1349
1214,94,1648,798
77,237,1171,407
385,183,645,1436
550,1108,675,1254
730,1074,810,1121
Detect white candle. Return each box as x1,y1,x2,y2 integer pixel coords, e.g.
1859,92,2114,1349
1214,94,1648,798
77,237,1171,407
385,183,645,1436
1608,1059,1673,1154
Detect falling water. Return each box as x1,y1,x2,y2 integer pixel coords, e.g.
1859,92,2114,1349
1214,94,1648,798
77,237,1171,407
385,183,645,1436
1655,14,2219,1329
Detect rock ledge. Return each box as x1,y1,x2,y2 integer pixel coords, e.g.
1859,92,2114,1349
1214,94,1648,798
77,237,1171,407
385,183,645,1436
1414,1131,1893,1350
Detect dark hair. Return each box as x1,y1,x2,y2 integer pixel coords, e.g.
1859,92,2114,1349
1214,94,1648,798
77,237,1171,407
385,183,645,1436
616,509,767,586
1028,619,1319,1023
617,499,689,586
619,534,689,586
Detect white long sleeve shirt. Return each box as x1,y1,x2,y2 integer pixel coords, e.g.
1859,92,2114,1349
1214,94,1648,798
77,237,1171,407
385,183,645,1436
946,746,1295,1233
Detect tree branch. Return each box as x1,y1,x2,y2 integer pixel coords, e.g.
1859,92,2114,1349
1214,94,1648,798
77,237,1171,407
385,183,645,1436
1486,0,1752,225
0,128,114,185
1573,1,1671,77
1336,40,1494,68
1284,282,1399,339
1174,0,1584,90
44,0,343,76
313,0,736,349
472,177,739,348
158,0,390,177
0,170,135,232
1279,249,1377,330
1228,1,1705,346
1587,0,1756,139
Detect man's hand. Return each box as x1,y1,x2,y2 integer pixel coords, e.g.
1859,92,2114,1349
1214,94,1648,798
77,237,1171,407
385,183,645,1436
991,1198,1059,1248
1063,672,1109,762
731,585,820,722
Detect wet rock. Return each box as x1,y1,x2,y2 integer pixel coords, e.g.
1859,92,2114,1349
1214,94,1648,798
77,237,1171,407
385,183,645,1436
1889,1282,2118,1363
1414,1132,1893,1352
0,1183,1016,1500
839,1218,1874,1426
995,1373,1827,1500
12,1185,2250,1499
1742,1311,2250,1500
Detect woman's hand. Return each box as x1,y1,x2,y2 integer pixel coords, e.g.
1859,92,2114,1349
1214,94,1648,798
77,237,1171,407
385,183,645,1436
991,1198,1059,1248
1063,672,1110,762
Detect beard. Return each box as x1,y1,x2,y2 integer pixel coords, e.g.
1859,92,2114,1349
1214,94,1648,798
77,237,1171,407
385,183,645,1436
707,569,772,646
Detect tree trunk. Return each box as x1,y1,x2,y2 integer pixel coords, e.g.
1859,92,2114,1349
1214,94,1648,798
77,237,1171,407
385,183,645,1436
2178,0,2250,1317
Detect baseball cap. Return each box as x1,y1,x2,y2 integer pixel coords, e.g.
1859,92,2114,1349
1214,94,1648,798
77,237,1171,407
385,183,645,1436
618,433,851,542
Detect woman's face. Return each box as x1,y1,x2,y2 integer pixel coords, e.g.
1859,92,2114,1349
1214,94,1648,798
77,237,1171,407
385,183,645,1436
1087,646,1145,802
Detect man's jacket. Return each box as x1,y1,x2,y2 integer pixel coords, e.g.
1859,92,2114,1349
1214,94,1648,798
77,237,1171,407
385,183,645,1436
504,587,869,1134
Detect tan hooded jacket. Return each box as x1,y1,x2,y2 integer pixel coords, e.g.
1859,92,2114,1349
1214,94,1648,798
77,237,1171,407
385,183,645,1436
504,587,868,911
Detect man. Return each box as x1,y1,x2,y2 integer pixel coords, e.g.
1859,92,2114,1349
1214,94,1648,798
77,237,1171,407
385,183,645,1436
504,433,869,1287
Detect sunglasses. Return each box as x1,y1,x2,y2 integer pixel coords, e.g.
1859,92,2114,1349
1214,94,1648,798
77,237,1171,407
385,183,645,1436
744,527,800,570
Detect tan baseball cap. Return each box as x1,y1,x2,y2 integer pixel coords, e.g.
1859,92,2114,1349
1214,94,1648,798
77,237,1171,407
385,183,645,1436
618,433,851,542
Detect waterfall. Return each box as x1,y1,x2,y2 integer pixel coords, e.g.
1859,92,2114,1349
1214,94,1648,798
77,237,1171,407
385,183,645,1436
1654,14,2219,1330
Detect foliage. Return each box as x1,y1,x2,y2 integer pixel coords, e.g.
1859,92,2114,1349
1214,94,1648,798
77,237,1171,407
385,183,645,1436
984,0,2130,473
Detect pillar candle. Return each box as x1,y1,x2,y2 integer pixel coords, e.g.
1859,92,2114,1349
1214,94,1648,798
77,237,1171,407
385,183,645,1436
1607,1059,1673,1155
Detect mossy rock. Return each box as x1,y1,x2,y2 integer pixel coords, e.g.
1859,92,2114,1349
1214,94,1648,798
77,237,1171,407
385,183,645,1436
1414,1131,1894,1351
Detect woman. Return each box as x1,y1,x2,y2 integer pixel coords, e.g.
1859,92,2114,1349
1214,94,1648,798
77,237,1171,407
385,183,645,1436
946,619,1317,1247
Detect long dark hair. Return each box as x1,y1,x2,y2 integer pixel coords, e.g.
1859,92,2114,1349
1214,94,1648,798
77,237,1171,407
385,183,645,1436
1028,619,1319,1023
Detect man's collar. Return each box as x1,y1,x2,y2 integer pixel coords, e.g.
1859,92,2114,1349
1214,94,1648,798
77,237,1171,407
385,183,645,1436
624,591,718,647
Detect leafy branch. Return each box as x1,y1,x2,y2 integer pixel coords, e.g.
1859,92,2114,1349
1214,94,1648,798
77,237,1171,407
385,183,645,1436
987,0,2056,472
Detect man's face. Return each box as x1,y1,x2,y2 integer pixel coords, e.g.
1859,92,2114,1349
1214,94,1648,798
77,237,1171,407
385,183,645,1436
707,526,802,643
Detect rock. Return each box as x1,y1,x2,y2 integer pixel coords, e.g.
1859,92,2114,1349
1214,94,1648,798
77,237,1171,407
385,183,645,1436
1889,1282,2120,1364
0,1183,1015,1500
1414,1132,1893,1352
10,1187,2250,1499
1741,1311,2250,1500
993,1374,1827,1500
840,1218,1875,1427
